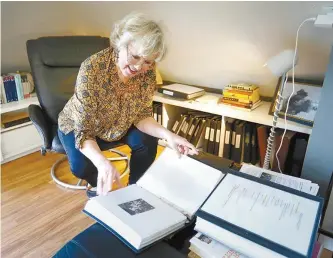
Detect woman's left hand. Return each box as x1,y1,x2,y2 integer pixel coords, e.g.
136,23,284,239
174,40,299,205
165,132,199,157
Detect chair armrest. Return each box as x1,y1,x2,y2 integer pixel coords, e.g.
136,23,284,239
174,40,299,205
28,104,52,151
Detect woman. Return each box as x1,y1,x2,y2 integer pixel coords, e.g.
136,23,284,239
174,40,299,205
58,13,198,198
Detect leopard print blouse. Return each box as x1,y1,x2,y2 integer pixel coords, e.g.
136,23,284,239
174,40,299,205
58,47,156,149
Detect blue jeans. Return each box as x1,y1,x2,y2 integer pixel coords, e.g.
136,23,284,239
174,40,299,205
57,126,158,186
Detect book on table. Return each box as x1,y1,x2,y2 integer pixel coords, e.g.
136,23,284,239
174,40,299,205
83,147,224,253
195,169,324,258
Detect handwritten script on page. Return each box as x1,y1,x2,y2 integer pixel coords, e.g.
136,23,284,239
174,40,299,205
201,174,320,256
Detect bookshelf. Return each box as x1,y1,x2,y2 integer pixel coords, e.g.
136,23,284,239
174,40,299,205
153,92,312,135
1,94,39,114
1,94,42,163
153,90,313,175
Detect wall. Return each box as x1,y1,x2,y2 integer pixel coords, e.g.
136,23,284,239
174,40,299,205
302,45,333,234
1,1,333,97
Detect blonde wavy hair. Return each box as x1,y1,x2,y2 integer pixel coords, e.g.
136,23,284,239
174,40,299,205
110,12,167,62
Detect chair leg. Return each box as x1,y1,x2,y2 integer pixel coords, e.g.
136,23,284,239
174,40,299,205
50,149,130,190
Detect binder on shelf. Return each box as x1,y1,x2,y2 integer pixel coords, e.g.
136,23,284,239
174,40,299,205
257,125,269,167
203,118,212,153
208,119,216,154
223,118,235,159
214,119,222,156
156,105,162,125
157,84,205,100
192,119,207,148
175,114,188,135
242,122,253,164
271,130,296,174
186,117,200,142
250,125,259,165
231,121,245,163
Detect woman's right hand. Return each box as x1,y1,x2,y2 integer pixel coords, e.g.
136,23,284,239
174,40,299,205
96,159,123,196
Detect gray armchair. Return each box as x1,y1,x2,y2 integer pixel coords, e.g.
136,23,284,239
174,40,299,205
26,36,129,190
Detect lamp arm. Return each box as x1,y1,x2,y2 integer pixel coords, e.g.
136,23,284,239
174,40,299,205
263,74,287,170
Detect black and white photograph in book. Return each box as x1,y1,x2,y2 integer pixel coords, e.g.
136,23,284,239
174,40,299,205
198,234,212,244
118,198,155,216
270,78,322,126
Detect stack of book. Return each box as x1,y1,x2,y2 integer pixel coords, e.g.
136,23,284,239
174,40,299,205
221,83,261,111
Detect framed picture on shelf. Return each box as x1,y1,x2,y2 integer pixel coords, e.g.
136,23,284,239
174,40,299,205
269,77,323,126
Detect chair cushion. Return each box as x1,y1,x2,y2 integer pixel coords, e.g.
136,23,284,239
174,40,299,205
53,223,186,258
39,36,110,67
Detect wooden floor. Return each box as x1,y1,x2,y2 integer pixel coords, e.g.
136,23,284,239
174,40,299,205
1,145,165,258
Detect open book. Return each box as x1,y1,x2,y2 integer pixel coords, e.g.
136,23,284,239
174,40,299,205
195,170,323,258
83,147,224,253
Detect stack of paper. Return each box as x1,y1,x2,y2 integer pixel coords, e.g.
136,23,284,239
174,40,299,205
189,232,248,258
239,164,319,195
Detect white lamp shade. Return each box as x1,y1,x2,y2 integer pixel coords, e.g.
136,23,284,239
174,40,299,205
264,49,298,77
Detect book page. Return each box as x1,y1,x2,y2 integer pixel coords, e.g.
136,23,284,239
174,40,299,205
201,173,320,256
137,147,224,218
85,185,186,247
240,164,319,195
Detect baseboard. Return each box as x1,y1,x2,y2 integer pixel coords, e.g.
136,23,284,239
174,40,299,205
1,145,41,164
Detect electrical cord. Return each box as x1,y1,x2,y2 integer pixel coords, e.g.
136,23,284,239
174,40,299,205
264,17,316,172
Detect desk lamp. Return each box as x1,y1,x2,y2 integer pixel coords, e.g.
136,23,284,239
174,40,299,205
262,12,333,171
263,50,297,170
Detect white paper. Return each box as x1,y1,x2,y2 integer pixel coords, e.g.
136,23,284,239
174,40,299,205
84,185,186,249
195,217,286,258
192,94,219,104
162,83,204,94
240,164,319,195
201,173,320,256
137,147,224,218
190,232,248,258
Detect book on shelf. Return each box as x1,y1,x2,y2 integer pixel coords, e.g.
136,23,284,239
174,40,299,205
0,72,34,104
195,170,323,258
225,83,259,92
220,98,262,111
220,83,262,111
157,83,206,100
83,147,224,253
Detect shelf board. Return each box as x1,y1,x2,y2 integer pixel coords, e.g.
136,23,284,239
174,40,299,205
1,121,33,133
153,92,312,135
1,95,39,114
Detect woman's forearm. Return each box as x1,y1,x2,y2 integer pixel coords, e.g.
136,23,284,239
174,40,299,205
135,117,171,140
79,140,108,168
